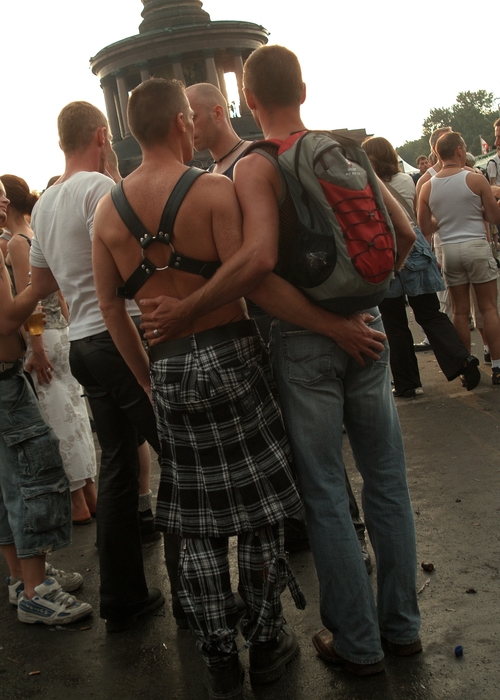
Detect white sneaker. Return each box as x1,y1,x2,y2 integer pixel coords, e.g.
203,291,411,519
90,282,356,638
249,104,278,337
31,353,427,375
6,563,83,606
6,577,24,606
45,563,83,592
17,578,92,625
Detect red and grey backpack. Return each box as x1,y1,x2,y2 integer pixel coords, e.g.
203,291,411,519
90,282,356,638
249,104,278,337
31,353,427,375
248,130,396,315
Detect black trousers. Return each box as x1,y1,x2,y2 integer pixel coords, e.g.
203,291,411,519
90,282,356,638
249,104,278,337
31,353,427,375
379,293,468,394
69,332,161,618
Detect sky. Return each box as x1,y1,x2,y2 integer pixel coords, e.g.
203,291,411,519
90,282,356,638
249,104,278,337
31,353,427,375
3,0,499,191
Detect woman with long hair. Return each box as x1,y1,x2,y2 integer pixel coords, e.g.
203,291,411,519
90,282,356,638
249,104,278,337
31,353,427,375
3,174,97,523
361,138,480,396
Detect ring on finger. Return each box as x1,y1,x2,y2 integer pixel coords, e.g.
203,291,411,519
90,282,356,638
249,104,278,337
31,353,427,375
153,328,160,338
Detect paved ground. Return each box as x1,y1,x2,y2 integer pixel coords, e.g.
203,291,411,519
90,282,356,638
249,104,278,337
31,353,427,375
1,315,499,700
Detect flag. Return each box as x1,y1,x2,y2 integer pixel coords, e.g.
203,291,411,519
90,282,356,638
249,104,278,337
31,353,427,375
480,136,490,154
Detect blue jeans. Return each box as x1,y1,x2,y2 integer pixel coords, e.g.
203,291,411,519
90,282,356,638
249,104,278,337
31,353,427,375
0,370,71,557
269,312,420,664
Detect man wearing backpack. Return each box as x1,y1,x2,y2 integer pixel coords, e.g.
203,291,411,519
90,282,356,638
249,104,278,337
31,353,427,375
140,46,420,675
185,81,374,571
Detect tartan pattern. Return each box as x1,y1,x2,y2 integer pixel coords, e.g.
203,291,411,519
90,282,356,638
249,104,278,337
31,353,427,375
178,524,305,665
152,332,302,537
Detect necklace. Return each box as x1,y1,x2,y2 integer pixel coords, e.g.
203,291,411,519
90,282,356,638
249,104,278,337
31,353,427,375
213,139,244,164
442,163,460,169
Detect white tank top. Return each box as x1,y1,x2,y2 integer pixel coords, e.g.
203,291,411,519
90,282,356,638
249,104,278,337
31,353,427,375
428,170,486,244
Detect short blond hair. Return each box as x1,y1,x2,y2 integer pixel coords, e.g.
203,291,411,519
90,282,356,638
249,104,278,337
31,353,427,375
58,101,107,154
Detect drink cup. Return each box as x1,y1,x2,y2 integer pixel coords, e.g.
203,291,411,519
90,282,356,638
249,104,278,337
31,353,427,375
26,304,44,336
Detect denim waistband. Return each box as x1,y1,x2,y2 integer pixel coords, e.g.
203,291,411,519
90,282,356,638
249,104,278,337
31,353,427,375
0,360,23,381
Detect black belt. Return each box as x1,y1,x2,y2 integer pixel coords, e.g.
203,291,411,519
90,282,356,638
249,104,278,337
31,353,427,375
0,360,23,381
150,319,257,362
76,330,112,342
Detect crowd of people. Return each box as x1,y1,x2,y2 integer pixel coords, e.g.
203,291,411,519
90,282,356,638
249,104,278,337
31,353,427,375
1,43,500,700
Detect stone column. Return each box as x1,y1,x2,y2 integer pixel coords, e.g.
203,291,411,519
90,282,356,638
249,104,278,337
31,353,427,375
101,77,122,141
203,51,219,89
170,54,185,84
216,67,229,103
138,62,151,82
115,71,131,138
232,52,251,117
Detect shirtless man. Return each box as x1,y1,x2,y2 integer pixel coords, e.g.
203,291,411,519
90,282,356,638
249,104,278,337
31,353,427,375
93,78,305,700
139,46,419,676
0,182,91,626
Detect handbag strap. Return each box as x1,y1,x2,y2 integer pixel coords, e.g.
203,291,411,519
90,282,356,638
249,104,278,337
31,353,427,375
385,181,417,226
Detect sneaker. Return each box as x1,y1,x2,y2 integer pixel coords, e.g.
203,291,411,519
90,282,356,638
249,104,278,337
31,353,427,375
6,563,83,607
492,368,500,385
6,577,24,607
17,578,92,625
249,624,299,684
484,351,491,365
45,563,83,592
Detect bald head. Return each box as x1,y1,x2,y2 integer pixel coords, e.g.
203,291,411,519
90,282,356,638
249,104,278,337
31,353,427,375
186,83,234,153
186,83,229,114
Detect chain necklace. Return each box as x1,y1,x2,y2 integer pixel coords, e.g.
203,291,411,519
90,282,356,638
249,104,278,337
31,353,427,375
213,139,244,164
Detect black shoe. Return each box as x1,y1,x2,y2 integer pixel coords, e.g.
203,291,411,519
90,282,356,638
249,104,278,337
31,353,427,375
105,588,165,632
139,508,161,544
484,351,491,365
492,367,500,385
413,340,431,352
392,387,423,398
359,539,373,574
204,655,244,700
460,355,480,391
284,517,310,552
249,624,299,685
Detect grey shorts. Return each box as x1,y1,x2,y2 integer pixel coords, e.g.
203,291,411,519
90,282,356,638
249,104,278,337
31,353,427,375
0,370,71,557
442,239,499,287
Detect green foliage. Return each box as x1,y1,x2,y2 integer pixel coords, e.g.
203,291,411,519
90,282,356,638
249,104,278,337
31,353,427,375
397,90,499,165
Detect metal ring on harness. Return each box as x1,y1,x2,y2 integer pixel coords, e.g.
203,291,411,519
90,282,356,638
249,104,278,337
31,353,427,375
141,235,176,272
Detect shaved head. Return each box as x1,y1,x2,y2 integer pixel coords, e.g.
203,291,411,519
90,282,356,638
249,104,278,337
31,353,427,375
186,83,229,116
186,83,232,153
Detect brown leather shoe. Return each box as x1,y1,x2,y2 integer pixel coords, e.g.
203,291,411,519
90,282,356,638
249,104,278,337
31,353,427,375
312,628,385,677
383,637,423,656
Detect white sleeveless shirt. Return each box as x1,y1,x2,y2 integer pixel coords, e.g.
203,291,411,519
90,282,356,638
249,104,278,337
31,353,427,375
428,170,486,244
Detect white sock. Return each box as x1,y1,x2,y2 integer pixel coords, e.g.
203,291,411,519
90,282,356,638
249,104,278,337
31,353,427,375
492,359,500,369
484,345,489,353
138,490,152,512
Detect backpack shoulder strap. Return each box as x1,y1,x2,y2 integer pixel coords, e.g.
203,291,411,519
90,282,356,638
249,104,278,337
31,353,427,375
244,140,288,206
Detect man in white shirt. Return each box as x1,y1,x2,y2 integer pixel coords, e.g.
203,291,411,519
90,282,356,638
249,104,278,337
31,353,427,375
30,101,165,632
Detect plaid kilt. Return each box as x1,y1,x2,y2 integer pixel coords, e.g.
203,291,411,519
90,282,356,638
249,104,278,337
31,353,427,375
151,330,302,537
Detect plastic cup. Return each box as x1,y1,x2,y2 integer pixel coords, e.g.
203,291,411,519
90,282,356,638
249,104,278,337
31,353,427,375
26,304,44,336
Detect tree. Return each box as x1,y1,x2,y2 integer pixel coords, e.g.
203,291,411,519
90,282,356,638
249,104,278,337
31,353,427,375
397,90,499,164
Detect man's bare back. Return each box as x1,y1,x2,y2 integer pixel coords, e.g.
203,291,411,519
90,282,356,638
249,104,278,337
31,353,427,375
93,162,247,341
